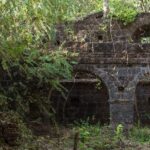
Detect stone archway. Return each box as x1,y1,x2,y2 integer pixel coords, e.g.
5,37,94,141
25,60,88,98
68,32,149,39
132,24,150,43
135,81,150,125
129,13,150,43
51,70,110,125
127,68,150,125
73,65,118,98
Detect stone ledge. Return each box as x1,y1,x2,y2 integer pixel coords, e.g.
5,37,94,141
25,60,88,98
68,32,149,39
109,99,134,104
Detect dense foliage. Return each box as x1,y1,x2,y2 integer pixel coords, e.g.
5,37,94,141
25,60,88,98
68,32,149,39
0,0,75,120
0,0,150,148
0,0,102,55
0,0,150,119
0,0,149,58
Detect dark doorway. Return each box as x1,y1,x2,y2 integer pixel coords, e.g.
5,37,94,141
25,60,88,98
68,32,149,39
51,72,110,125
132,24,150,43
135,82,150,126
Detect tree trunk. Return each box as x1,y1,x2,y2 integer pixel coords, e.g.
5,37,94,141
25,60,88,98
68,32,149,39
103,0,110,18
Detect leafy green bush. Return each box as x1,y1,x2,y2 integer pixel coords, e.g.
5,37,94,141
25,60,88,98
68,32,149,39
0,49,73,120
74,121,117,150
109,0,138,24
75,121,100,142
129,126,150,143
0,0,102,57
0,0,75,120
114,124,124,141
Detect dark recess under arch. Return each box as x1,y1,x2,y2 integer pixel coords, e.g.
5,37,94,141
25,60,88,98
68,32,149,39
132,24,150,43
134,81,150,126
51,72,110,125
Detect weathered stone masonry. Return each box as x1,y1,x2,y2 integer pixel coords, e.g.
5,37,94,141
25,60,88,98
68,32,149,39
52,74,110,124
53,12,150,128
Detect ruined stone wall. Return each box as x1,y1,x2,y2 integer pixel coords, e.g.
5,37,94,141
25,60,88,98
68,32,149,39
54,12,150,127
135,82,150,125
55,12,150,46
51,78,109,124
0,113,20,146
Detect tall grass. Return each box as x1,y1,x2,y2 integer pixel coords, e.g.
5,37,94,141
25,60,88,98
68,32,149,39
129,126,150,143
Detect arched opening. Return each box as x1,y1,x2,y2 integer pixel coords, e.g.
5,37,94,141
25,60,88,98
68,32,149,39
135,81,150,126
132,24,150,43
51,71,110,125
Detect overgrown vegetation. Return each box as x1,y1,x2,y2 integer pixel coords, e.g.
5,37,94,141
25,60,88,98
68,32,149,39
10,123,149,150
0,0,150,148
0,0,138,122
74,123,150,150
109,0,138,24
0,0,74,119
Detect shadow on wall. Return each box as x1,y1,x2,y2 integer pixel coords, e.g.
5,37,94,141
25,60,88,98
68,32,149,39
132,24,150,43
135,81,150,126
51,72,110,125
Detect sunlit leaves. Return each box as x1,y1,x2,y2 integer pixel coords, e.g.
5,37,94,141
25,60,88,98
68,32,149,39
109,0,138,24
